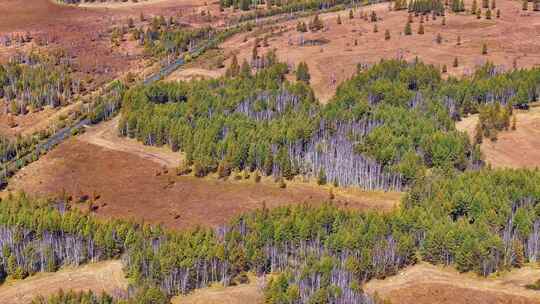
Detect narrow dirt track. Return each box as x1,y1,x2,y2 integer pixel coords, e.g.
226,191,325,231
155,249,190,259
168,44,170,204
78,116,182,168
0,260,127,304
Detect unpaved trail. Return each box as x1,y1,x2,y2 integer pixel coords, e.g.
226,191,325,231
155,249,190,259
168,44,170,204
78,116,182,168
364,263,540,304
0,260,127,304
456,104,540,169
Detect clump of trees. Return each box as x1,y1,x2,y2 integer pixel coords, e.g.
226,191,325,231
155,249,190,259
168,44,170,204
296,62,310,83
0,51,81,114
308,14,324,31
474,103,512,142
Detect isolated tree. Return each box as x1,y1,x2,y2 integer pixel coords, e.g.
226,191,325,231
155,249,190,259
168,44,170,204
317,167,327,185
371,11,378,22
408,13,414,23
252,44,258,61
491,0,496,9
442,64,448,73
226,54,240,77
240,59,251,78
373,23,379,32
442,16,446,25
349,9,354,19
296,62,310,83
418,23,425,34
404,21,412,35
297,21,307,32
474,122,483,144
453,56,459,67
482,43,488,55
140,12,145,22
535,0,540,11
485,9,492,19
472,0,478,13
436,33,443,44
482,0,489,8
511,114,517,130
385,29,391,40
522,0,528,10
477,8,482,18
337,15,342,25
127,18,134,28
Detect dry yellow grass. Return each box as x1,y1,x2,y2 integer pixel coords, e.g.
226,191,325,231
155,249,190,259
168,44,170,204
0,260,127,304
456,103,540,169
364,262,540,304
172,275,265,304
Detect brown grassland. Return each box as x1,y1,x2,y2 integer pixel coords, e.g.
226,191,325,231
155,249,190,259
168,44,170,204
456,103,540,169
3,118,402,230
364,263,540,304
0,260,127,304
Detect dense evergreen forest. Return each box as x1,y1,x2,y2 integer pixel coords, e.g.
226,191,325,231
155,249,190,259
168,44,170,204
119,58,539,190
0,51,81,115
2,167,540,303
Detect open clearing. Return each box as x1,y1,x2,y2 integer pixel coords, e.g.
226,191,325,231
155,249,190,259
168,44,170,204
219,0,540,102
364,263,540,304
0,260,127,304
172,275,265,304
456,104,540,169
0,0,222,137
4,121,402,229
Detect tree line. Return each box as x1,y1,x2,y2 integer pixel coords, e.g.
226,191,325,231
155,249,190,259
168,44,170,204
117,58,538,190
2,167,540,303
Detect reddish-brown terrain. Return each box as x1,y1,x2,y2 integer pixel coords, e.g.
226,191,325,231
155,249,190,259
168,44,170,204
456,103,540,169
364,263,540,304
0,260,127,304
4,119,401,229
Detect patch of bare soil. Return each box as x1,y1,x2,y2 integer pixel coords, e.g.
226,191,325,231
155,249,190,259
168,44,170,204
219,0,540,102
364,263,540,304
0,260,127,304
4,132,401,229
78,116,182,168
0,101,83,138
165,67,224,82
172,275,265,304
456,104,540,169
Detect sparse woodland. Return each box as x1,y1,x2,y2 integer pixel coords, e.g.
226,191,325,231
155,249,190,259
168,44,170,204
0,51,81,115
